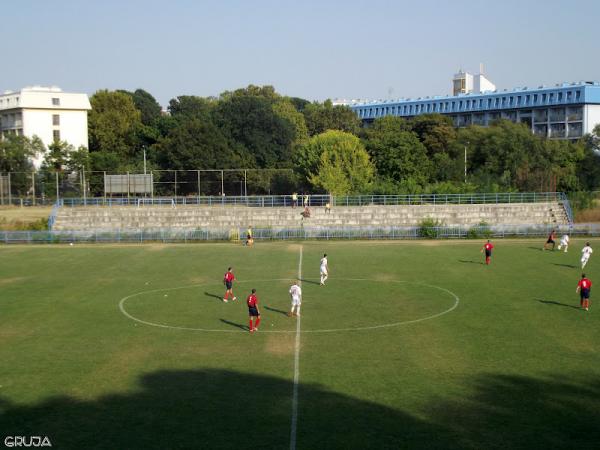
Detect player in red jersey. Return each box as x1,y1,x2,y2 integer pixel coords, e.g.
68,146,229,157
223,267,236,303
481,240,494,265
246,288,261,332
543,229,556,251
576,273,592,311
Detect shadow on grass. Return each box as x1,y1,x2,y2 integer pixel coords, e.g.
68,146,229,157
219,319,248,331
527,246,544,252
0,369,598,449
458,259,484,265
551,263,578,269
204,292,224,302
264,305,289,316
300,278,321,285
536,298,581,310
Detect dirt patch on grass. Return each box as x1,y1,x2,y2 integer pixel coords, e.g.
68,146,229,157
264,333,295,356
0,276,29,286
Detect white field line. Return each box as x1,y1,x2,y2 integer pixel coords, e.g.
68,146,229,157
118,278,459,333
289,245,302,450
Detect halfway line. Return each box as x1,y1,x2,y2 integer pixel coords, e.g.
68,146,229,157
290,245,302,450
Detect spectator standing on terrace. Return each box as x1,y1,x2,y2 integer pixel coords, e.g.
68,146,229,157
303,194,309,207
325,201,331,214
292,192,298,208
245,226,254,246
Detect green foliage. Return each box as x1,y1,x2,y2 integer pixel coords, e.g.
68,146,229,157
303,131,374,195
363,117,431,186
302,100,361,136
42,140,74,172
467,221,492,239
0,134,44,173
568,191,595,212
417,217,445,238
88,90,142,157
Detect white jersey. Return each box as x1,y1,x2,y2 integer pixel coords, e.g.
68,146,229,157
560,235,569,245
289,284,302,299
582,246,593,259
320,257,328,273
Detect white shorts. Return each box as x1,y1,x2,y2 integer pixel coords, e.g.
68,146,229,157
560,240,568,246
291,296,301,306
320,267,328,275
581,256,589,264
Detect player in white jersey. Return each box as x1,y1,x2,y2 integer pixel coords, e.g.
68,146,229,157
581,242,593,269
558,234,570,253
288,281,302,317
319,254,328,285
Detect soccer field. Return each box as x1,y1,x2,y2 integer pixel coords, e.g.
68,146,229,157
1,240,599,449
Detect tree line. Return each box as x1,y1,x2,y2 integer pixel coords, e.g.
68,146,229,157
1,84,599,196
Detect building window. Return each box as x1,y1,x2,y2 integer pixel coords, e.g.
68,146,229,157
533,94,538,103
542,94,547,103
53,130,60,141
52,114,60,126
576,90,581,101
52,97,60,106
558,92,563,102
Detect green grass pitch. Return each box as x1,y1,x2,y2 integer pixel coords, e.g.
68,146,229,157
1,240,599,449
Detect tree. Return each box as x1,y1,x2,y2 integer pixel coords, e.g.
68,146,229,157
363,117,431,186
0,134,44,173
88,90,142,158
0,135,45,196
168,96,215,122
42,140,74,172
214,94,295,168
120,89,162,126
154,119,249,171
273,99,309,146
302,100,362,136
409,114,457,156
304,130,374,195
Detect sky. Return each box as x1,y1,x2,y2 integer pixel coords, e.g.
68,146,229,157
2,0,600,108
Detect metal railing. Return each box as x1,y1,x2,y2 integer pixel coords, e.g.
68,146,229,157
57,192,568,208
1,223,594,245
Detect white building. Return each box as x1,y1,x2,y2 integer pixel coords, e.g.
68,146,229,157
453,66,496,95
0,86,92,167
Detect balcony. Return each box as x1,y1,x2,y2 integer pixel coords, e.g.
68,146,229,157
549,108,566,122
533,124,548,137
534,110,548,123
566,106,583,122
550,123,566,138
567,123,583,138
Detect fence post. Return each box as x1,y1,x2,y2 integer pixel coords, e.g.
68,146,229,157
8,172,12,205
31,171,36,206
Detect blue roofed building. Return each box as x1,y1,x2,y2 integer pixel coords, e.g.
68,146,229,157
348,70,600,140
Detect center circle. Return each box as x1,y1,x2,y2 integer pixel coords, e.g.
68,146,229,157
118,278,459,333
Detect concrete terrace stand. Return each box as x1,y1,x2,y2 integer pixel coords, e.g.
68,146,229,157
51,202,569,232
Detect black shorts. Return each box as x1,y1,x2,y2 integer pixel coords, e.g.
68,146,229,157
225,281,233,290
485,250,491,257
248,307,259,317
547,238,555,244
580,288,590,299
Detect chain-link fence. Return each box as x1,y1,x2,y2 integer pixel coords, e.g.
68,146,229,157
0,169,297,205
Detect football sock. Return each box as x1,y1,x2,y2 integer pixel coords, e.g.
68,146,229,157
254,318,261,329
296,305,301,315
249,320,253,331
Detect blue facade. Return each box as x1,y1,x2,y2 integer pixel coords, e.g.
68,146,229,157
350,82,600,139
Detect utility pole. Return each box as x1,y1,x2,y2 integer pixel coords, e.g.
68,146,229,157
464,142,469,183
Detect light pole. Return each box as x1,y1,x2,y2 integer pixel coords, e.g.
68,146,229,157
464,141,469,183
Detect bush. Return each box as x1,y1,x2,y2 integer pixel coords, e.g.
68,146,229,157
467,221,492,239
417,217,445,239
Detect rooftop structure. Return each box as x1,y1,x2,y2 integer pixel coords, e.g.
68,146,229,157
0,86,92,167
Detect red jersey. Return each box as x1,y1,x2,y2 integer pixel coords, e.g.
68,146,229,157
247,294,258,308
578,278,592,290
224,271,235,283
484,243,494,252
